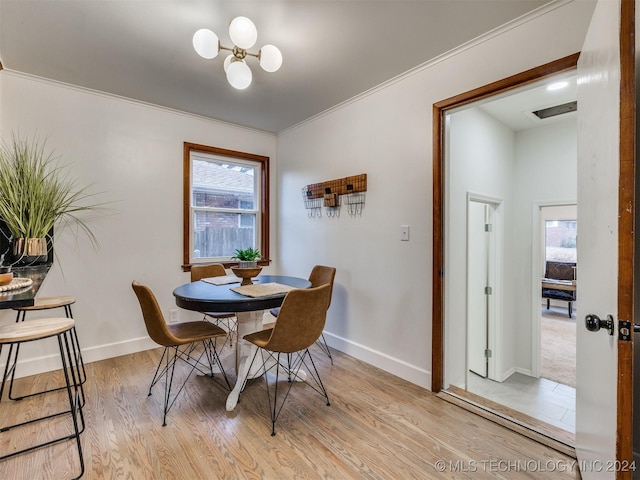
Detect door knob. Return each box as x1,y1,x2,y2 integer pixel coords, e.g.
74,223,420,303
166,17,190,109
585,314,614,335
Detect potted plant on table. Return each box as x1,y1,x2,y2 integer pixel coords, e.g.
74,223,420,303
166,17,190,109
231,247,262,268
0,134,102,267
230,247,262,285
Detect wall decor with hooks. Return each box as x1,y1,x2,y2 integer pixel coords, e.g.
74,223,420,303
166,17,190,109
301,173,367,217
301,186,323,217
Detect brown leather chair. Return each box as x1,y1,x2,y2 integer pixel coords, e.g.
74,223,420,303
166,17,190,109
131,281,230,426
269,265,336,364
542,261,577,317
242,284,332,436
190,263,237,348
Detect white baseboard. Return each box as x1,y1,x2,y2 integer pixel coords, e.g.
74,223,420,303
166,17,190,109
323,331,431,390
10,331,431,392
7,336,158,379
515,367,534,377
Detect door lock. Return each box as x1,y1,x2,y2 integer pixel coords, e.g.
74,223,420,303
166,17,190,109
618,320,640,341
585,314,614,336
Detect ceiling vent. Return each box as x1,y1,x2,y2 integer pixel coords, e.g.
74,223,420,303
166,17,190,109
532,101,577,119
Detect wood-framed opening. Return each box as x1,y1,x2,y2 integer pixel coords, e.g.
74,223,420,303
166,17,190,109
431,53,580,393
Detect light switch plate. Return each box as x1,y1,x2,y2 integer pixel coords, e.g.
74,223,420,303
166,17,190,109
401,225,410,241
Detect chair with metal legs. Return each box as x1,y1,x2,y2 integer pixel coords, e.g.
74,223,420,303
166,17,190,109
131,281,231,426
0,317,86,479
9,296,86,401
190,264,237,349
269,265,336,364
242,284,332,436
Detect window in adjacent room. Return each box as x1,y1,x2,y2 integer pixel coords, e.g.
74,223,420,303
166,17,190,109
183,143,269,269
545,219,577,263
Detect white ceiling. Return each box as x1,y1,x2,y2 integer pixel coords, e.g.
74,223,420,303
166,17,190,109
478,71,577,131
0,0,553,133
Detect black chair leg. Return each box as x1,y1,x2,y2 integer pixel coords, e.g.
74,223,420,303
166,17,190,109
9,305,87,401
316,333,333,365
242,348,331,437
0,329,85,480
148,342,230,426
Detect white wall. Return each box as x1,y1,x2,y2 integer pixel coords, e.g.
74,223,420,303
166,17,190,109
446,111,577,387
0,72,277,375
513,117,578,374
276,0,593,389
446,107,516,387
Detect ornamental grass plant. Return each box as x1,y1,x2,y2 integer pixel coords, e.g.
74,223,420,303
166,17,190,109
0,134,102,256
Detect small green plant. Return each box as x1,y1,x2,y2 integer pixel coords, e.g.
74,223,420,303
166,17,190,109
231,247,262,262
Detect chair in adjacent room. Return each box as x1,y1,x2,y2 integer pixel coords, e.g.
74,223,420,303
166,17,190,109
541,261,577,317
269,265,336,364
242,284,332,436
0,317,85,479
131,281,231,426
190,263,237,349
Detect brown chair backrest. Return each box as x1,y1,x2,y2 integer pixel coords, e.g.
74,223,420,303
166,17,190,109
261,284,331,354
132,281,179,347
544,261,576,281
190,263,227,282
308,265,336,309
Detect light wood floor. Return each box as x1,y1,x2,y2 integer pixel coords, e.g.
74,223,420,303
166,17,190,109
0,345,582,479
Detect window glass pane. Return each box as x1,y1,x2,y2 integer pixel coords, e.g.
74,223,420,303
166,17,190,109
193,211,256,259
545,220,577,263
192,158,255,209
239,213,254,229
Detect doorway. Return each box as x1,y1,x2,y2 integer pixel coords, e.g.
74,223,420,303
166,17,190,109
467,194,502,380
538,204,577,388
431,54,580,448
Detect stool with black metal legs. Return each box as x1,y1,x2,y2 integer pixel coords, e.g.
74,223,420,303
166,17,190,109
0,317,85,479
8,296,86,402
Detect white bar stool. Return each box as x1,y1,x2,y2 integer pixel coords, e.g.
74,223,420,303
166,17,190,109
9,296,86,401
0,317,85,479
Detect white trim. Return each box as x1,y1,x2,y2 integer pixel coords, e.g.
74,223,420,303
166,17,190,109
4,336,158,380
515,366,533,377
322,332,431,390
465,193,504,384
531,200,577,379
0,69,275,138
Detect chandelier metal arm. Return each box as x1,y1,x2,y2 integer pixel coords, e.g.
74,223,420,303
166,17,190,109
219,44,261,61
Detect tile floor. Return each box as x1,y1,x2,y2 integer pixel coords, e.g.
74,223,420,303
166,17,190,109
467,371,576,434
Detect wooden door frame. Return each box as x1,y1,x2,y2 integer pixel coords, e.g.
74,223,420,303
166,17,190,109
616,0,634,473
433,2,635,469
432,3,635,471
431,52,580,392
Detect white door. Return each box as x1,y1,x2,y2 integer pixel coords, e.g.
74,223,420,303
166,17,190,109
575,0,635,477
468,200,490,377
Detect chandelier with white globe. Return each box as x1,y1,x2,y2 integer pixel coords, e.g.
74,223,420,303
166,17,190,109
193,16,283,90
